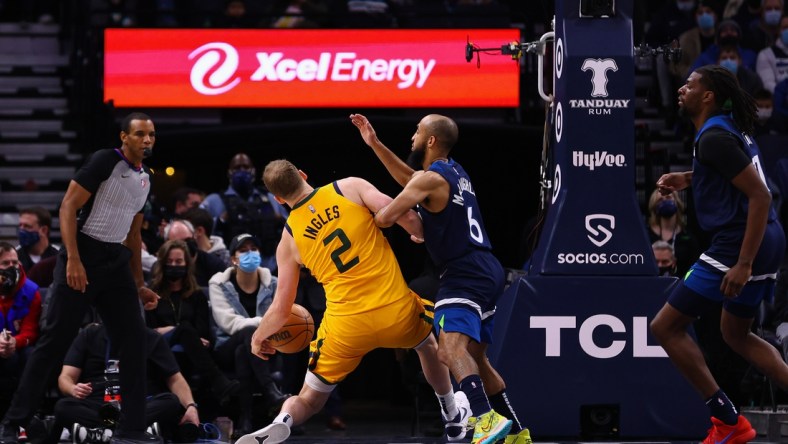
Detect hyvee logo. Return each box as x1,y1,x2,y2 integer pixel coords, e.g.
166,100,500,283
569,58,629,114
188,42,436,95
572,151,626,171
585,214,614,247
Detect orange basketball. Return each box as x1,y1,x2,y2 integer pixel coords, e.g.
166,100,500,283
267,303,314,353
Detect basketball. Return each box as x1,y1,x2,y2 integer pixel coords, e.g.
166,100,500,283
267,303,314,353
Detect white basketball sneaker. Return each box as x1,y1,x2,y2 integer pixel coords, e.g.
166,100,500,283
444,391,471,442
234,422,290,444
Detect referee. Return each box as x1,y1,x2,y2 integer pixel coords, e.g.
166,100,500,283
0,112,162,444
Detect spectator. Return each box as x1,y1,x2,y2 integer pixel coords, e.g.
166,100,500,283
163,219,226,287
728,0,761,30
756,15,788,93
0,243,42,420
689,19,758,74
146,240,239,407
45,323,200,444
180,208,231,267
773,76,788,117
646,188,702,277
645,0,699,46
670,1,720,85
742,0,784,51
172,187,205,218
208,234,288,437
15,207,58,274
753,88,787,135
25,255,57,289
202,153,288,273
652,240,679,277
718,44,765,94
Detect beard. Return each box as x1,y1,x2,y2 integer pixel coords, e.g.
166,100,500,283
406,149,426,170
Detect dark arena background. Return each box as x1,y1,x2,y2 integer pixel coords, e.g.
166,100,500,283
2,0,788,442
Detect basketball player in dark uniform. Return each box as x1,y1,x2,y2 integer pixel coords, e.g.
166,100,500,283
651,65,787,444
351,113,531,444
0,112,161,444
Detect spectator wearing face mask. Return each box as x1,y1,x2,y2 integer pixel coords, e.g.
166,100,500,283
743,0,785,51
718,44,765,94
15,207,58,274
207,234,289,438
671,2,720,85
756,15,788,92
752,88,787,134
201,153,289,274
0,243,42,420
688,19,758,75
162,219,226,287
652,240,679,277
645,189,702,277
146,240,240,407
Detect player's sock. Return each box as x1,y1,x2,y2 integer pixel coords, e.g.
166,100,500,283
436,390,459,418
705,389,738,425
273,412,294,428
459,374,491,416
489,389,523,433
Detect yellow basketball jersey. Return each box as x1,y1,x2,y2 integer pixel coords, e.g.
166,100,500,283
287,182,412,315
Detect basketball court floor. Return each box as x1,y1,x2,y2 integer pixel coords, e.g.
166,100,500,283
230,399,787,444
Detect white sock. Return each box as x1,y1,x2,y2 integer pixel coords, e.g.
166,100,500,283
273,412,294,428
436,391,458,419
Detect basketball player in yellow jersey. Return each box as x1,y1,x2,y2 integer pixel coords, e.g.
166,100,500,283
237,159,470,444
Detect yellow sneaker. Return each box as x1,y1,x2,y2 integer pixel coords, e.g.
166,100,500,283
504,428,533,444
472,410,513,444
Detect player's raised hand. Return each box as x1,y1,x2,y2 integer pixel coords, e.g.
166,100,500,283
350,113,378,147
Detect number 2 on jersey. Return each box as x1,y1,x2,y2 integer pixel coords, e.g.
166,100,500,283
324,228,359,273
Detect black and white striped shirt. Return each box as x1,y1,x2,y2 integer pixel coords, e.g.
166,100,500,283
75,148,151,243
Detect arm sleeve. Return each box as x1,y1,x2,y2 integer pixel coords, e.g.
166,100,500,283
696,127,752,180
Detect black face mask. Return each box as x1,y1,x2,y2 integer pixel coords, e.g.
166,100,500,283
163,265,187,282
185,238,199,258
0,267,19,292
659,266,677,276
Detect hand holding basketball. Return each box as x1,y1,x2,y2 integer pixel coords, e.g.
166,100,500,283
267,303,315,353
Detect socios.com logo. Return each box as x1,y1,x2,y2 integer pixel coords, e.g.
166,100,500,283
189,42,241,95
585,213,614,247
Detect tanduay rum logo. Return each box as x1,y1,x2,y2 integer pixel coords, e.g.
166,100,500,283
570,58,630,115
188,41,436,95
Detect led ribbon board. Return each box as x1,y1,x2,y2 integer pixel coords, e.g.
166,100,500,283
104,29,521,108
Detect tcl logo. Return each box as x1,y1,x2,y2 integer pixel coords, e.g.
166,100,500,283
530,315,666,359
188,42,436,96
572,150,626,170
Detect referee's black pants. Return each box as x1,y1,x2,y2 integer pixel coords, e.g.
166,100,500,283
4,234,148,433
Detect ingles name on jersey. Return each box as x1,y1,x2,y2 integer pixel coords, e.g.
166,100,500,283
303,205,340,240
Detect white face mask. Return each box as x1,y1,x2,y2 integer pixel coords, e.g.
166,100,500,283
757,107,773,120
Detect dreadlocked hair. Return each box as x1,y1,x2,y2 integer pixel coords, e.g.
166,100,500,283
694,65,758,135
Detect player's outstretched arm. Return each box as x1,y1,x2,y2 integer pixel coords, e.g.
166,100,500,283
253,231,300,359
350,113,414,187
341,177,424,242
